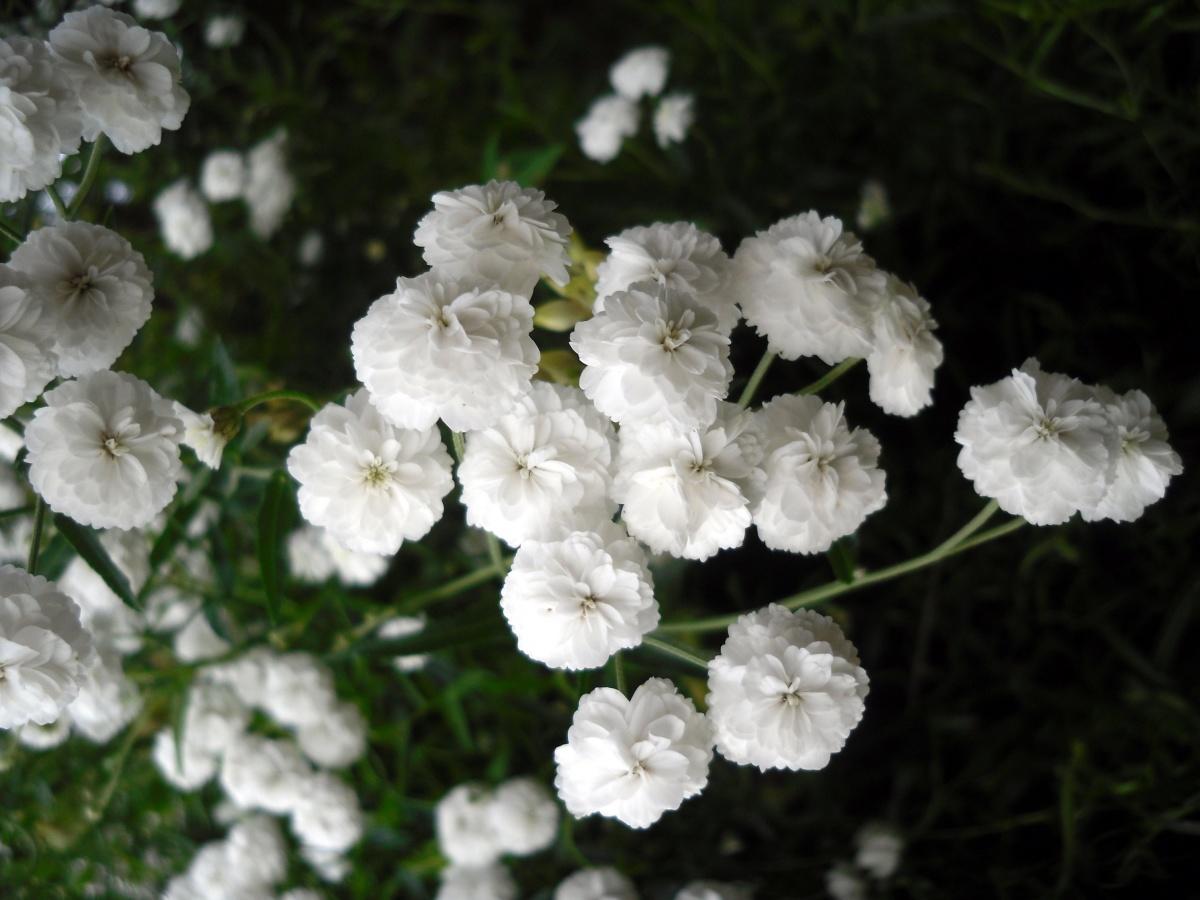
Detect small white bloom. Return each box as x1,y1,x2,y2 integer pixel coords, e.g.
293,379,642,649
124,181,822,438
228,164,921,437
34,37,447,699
183,679,250,757
279,892,323,900
245,131,295,238
67,648,141,742
502,526,658,670
48,7,190,154
352,271,539,432
414,180,572,294
855,822,903,879
0,36,82,203
204,15,245,49
132,0,181,19
173,612,230,662
610,46,670,99
299,230,324,266
571,282,732,430
287,390,454,555
378,615,428,673
0,421,23,461
855,180,890,232
205,645,273,708
707,604,869,771
260,651,337,728
614,402,763,560
200,149,245,202
226,814,288,890
287,525,390,587
300,843,351,883
0,264,56,420
733,211,885,365
0,565,94,730
554,678,713,829
653,92,694,149
1082,387,1182,523
152,727,218,791
18,714,71,750
866,276,943,417
458,382,616,547
436,783,502,866
576,94,638,164
489,777,560,856
751,394,886,554
154,180,213,260
11,221,154,377
290,772,363,853
175,403,227,468
555,867,638,900
595,222,736,333
25,371,183,530
437,864,518,900
219,734,312,814
675,881,752,900
955,359,1114,525
825,863,866,900
296,700,367,769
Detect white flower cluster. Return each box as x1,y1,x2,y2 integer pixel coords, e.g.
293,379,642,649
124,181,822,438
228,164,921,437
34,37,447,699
577,46,695,162
163,815,301,900
956,359,1181,525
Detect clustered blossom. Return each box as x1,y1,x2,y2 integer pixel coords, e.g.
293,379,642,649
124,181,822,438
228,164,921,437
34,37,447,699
164,815,291,900
956,359,1181,525
576,94,638,164
437,864,518,900
707,605,870,771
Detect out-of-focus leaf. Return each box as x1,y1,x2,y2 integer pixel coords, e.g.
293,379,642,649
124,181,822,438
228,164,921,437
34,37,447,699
537,349,583,386
209,338,240,406
257,470,293,626
53,514,138,610
510,143,564,185
827,538,857,584
533,299,589,331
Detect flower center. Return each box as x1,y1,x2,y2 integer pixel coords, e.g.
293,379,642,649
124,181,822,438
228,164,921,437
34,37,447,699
101,433,129,458
1122,427,1150,453
781,690,805,707
61,271,96,302
361,457,395,487
1034,416,1063,440
579,594,598,616
657,314,694,352
103,53,134,75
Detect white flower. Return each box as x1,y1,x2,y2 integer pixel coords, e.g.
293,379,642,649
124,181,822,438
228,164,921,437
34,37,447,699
502,526,658,670
750,394,886,554
296,700,367,769
48,7,190,154
610,46,670,99
378,615,429,673
18,714,71,750
825,863,866,900
614,402,763,560
707,604,869,771
0,420,23,461
175,403,228,468
132,0,181,19
226,815,288,890
183,679,250,757
298,230,324,266
458,382,616,547
287,525,389,586
554,678,713,829
301,843,351,883
653,93,694,149
58,528,149,654
576,94,638,164
154,180,213,260
733,211,886,365
68,648,141,742
279,892,323,900
436,783,502,866
675,881,752,900
11,221,154,377
205,645,273,708
555,867,638,900
25,371,183,530
260,651,337,728
955,359,1114,525
0,36,82,203
489,777,560,856
0,264,56,419
351,271,539,432
152,727,218,790
1081,387,1182,523
287,390,454,554
866,276,943,417
290,772,363,853
414,180,572,294
219,734,311,814
200,149,245,202
855,822,903,879
595,222,736,334
571,282,732,429
204,15,245,49
173,612,230,662
245,131,295,238
437,864,518,900
0,565,93,730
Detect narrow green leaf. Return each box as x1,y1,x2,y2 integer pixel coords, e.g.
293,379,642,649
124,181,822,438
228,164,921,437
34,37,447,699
827,538,857,584
52,514,138,610
257,470,293,626
511,143,564,186
209,338,240,406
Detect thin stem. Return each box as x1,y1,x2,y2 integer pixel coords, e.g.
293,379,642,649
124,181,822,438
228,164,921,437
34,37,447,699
930,499,999,555
798,357,862,396
45,185,70,220
0,219,23,245
27,496,47,574
641,635,710,670
235,389,321,414
68,135,107,218
485,532,506,573
737,350,776,408
450,430,467,462
612,652,627,693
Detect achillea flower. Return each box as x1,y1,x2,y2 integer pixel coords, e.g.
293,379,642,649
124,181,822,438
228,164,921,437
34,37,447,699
653,92,695,149
577,94,638,164
866,276,943,417
489,777,560,856
855,822,903,879
200,149,245,202
245,131,294,238
610,46,670,99
290,772,363,853
436,783,503,866
0,264,55,419
437,864,518,900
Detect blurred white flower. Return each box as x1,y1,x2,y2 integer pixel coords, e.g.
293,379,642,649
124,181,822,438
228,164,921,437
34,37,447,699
298,230,324,266
866,276,943,417
58,528,149,654
287,524,390,587
172,612,230,663
459,382,616,547
245,130,295,238
296,700,367,769
205,15,245,49
437,864,518,900
200,149,245,202
287,390,454,555
26,371,182,530
653,92,694,148
855,179,890,232
67,647,141,742
352,271,539,432
132,0,181,19
436,783,502,867
571,282,732,429
183,680,250,758
205,645,273,708
0,264,56,420
0,565,94,730
260,651,337,728
614,402,763,560
290,772,363,853
11,221,154,377
219,734,311,814
49,7,189,154
610,46,670,99
489,777,560,856
554,678,713,828
18,714,71,750
734,211,885,365
152,727,218,791
226,815,288,889
378,614,429,673
675,881,752,900
825,863,866,900
855,822,903,879
0,36,82,203
751,394,886,554
595,222,736,333
154,180,213,260
414,180,572,294
555,867,638,900
576,94,638,164
955,359,1114,525
707,605,869,771
300,842,351,883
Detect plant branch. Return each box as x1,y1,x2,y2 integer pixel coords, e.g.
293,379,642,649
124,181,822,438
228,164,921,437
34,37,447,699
27,496,47,574
641,635,710,670
234,389,321,414
45,185,70,220
737,350,775,407
0,219,23,245
798,357,862,396
68,136,107,218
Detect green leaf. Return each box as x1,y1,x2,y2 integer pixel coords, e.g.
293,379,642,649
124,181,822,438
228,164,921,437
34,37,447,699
480,132,501,181
533,299,588,332
209,337,240,406
52,514,139,610
257,470,293,626
827,538,857,584
510,143,564,186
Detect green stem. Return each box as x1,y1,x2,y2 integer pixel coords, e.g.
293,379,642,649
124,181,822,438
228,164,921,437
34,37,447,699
68,135,107,218
612,652,627,693
641,635,710,670
45,185,70,220
450,430,466,462
0,219,23,245
235,389,321,414
930,498,999,555
27,496,47,574
737,350,776,408
798,357,862,396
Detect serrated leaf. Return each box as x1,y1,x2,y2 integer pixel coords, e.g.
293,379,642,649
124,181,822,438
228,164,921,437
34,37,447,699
533,299,588,332
53,514,138,610
257,470,293,626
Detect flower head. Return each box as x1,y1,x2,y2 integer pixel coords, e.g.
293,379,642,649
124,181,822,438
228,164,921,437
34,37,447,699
204,15,245,49
219,734,312,814
436,783,503,866
0,264,56,419
290,772,363,853
296,700,367,769
437,864,518,900
489,777,560,856
653,92,695,149
855,822,904,879
154,180,213,260
866,276,943,417
245,130,294,238
200,149,245,202
610,46,670,99
555,867,638,900
67,647,141,742
576,94,638,164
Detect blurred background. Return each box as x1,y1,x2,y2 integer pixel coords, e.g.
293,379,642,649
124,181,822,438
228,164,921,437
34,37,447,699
1,0,1197,896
